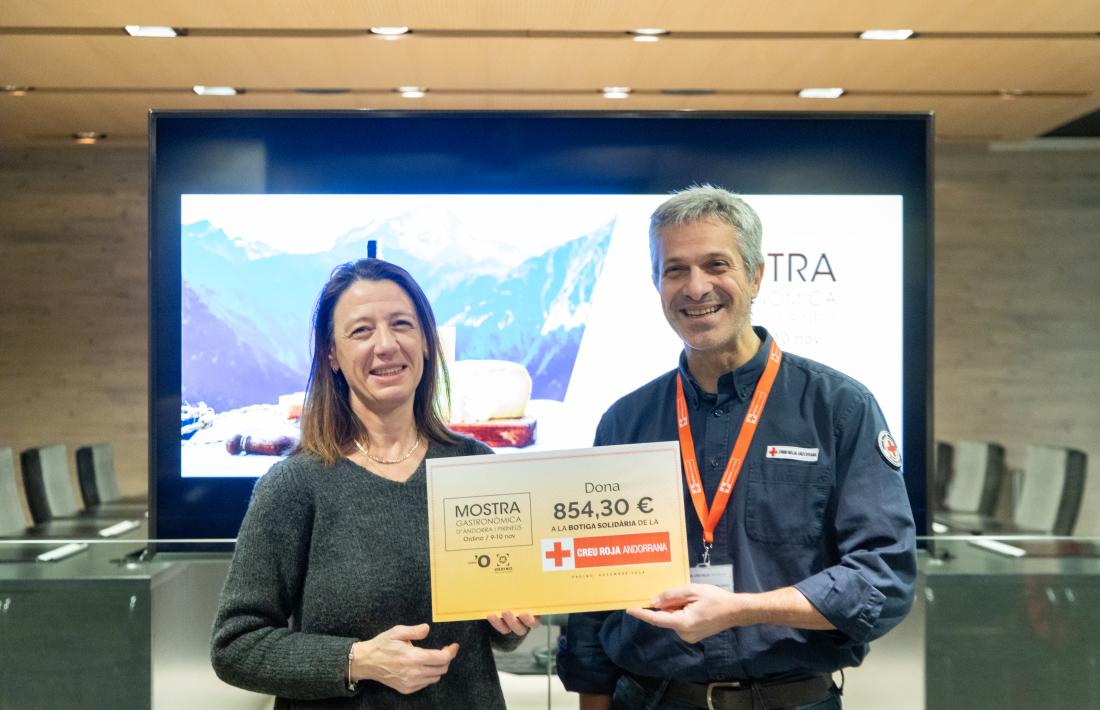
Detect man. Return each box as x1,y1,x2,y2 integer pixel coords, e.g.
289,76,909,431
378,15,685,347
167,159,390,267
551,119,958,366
557,185,916,710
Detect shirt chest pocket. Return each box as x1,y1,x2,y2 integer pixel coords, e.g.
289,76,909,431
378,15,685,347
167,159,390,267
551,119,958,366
744,462,833,545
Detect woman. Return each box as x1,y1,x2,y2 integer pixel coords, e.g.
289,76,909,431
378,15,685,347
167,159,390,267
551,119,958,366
212,258,538,708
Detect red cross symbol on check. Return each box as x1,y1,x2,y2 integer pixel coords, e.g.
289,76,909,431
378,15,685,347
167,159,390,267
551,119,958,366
545,541,571,567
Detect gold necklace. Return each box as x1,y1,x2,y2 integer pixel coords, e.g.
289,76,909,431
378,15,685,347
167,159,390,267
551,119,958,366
354,435,422,465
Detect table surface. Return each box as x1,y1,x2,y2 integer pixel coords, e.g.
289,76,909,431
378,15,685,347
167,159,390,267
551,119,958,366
0,521,182,583
922,537,1100,576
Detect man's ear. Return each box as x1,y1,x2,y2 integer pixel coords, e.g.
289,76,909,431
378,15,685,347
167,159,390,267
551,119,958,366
649,233,663,289
751,262,765,298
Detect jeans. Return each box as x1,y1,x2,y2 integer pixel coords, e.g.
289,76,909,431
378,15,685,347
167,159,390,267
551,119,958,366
610,674,842,710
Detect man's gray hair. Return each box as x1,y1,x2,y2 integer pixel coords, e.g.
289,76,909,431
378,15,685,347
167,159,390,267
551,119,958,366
649,184,764,281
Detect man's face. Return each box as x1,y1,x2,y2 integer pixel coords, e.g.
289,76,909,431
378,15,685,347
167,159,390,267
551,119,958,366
652,218,763,358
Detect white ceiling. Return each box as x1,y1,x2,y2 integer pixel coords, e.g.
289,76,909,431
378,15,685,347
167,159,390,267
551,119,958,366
1,1,1098,146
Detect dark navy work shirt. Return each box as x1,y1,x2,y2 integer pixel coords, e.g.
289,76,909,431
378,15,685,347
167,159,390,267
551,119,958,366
557,327,916,692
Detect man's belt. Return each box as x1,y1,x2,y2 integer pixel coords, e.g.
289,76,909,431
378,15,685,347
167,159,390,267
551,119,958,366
629,672,834,710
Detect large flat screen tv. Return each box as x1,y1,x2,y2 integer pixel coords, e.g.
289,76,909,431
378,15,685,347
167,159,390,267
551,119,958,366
149,110,932,543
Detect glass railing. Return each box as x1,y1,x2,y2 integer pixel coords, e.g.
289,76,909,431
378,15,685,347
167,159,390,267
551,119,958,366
3,534,1099,710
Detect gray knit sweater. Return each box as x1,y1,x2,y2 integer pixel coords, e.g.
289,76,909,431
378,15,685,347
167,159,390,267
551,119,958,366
211,436,522,709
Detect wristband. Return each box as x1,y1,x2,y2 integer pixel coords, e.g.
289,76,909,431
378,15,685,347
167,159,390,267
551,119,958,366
346,647,357,692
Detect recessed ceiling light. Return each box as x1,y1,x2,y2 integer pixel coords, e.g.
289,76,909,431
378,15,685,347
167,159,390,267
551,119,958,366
632,28,669,36
602,87,632,99
370,26,410,36
73,131,105,145
193,86,239,96
124,25,179,38
798,87,845,99
633,35,660,43
398,86,426,98
3,85,32,96
859,29,914,40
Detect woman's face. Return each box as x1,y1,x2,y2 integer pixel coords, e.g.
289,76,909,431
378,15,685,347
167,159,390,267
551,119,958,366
328,279,426,418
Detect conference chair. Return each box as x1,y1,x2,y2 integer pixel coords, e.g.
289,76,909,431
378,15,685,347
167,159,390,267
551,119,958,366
2,446,130,559
934,440,1006,533
19,444,136,525
0,447,46,560
1011,445,1087,536
0,447,28,537
933,441,955,511
940,445,1087,536
75,443,147,512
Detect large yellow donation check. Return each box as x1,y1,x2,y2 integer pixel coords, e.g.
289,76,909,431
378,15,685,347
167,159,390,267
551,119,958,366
426,441,689,622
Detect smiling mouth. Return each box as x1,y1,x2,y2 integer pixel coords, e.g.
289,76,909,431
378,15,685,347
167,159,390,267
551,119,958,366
370,365,406,377
681,304,723,318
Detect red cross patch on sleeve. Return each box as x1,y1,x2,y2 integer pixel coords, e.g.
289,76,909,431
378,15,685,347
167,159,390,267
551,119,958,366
876,431,902,470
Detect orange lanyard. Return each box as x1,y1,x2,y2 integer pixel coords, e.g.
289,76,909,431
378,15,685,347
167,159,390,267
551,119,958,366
675,340,783,555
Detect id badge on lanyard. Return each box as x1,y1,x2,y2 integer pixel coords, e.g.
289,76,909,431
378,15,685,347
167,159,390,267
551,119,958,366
676,340,782,588
691,563,735,592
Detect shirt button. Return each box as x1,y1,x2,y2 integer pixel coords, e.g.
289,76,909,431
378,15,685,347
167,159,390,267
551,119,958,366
713,409,723,417
710,457,721,468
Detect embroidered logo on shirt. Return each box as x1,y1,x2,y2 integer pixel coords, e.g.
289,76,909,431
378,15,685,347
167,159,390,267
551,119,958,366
877,431,902,470
764,445,819,462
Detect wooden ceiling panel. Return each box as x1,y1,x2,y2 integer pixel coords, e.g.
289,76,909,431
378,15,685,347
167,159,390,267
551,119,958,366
3,89,1094,148
4,0,1099,32
1,3,1097,146
691,95,1094,141
675,39,1100,93
0,36,493,87
4,35,1098,94
826,39,1100,93
475,38,1100,93
1032,93,1100,135
0,1,378,30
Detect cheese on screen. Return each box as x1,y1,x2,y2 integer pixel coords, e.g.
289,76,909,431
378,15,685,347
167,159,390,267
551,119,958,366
450,360,532,423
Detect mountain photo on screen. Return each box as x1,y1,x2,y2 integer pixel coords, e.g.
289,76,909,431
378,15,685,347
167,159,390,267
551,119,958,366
178,194,901,478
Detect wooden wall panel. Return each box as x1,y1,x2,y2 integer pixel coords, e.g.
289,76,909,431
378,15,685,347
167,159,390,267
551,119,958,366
0,147,148,519
1,142,1097,533
935,144,1100,535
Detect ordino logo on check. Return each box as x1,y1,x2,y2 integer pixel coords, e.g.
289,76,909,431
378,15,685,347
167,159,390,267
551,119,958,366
540,532,672,572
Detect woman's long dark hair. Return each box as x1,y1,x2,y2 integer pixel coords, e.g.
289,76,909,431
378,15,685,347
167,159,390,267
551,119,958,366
298,259,456,465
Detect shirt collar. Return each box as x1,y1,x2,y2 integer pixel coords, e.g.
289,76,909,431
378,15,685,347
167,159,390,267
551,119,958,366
677,326,773,405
